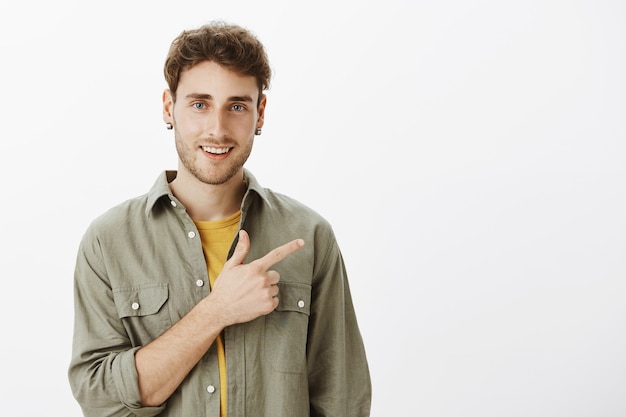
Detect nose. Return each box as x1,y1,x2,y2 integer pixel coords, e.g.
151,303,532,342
205,109,229,138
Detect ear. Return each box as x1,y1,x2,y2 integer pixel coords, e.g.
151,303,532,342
256,94,267,129
163,89,174,125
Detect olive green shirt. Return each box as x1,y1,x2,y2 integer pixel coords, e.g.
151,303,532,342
68,170,371,417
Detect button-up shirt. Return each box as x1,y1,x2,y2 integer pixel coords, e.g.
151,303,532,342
68,170,371,417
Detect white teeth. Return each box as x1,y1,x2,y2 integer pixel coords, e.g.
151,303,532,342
202,146,229,154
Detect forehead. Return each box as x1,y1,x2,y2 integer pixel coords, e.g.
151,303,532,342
177,61,259,101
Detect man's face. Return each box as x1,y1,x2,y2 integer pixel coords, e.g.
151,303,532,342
163,61,265,185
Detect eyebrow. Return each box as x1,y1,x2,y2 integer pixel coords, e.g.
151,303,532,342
185,93,254,102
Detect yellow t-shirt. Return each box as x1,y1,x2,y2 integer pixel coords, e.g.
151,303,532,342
194,211,241,417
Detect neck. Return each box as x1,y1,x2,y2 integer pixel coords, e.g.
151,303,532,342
169,169,247,222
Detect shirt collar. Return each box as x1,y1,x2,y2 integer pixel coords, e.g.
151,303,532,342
145,169,271,216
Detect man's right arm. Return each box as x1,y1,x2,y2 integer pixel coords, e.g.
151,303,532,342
69,229,304,414
68,227,166,417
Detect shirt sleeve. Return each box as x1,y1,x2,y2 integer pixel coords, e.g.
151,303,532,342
307,229,372,417
68,228,166,417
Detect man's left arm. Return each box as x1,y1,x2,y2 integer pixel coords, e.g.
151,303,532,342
307,232,372,417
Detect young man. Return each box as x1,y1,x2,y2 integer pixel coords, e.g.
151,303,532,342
68,22,371,417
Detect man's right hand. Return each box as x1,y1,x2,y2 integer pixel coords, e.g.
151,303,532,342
207,229,305,326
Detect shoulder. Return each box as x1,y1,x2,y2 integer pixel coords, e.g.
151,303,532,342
262,188,332,229
256,188,339,254
82,193,150,241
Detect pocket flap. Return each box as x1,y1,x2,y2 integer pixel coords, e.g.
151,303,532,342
113,283,169,318
275,282,311,315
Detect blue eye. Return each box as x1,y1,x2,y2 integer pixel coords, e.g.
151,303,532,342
232,104,245,111
193,102,206,110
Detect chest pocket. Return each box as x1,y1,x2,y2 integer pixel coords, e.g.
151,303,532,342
113,283,171,346
265,281,312,374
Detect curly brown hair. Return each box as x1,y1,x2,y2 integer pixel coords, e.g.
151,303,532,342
164,21,271,104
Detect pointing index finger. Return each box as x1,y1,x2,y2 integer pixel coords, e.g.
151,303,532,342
255,239,305,270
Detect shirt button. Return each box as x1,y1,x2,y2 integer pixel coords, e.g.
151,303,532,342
207,385,216,394
297,300,305,308
196,279,204,287
170,200,177,208
188,231,196,239
131,302,140,310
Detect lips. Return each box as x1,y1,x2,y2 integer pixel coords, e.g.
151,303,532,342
201,146,231,155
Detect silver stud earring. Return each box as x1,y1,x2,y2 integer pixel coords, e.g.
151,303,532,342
255,128,262,135
166,123,173,130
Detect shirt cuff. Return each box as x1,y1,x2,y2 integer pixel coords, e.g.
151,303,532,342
112,347,167,417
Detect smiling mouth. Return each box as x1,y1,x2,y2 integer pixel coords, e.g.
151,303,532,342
202,146,231,155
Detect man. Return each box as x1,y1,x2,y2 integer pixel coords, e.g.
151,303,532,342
68,21,371,417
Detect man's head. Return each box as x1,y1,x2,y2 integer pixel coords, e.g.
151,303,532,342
162,22,270,187
164,22,271,105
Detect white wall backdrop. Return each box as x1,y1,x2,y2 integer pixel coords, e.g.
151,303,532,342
1,0,624,416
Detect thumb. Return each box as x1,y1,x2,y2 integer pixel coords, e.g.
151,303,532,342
225,229,250,268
